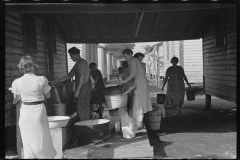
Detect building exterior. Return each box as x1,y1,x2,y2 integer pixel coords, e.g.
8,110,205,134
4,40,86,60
67,43,99,80
5,13,68,127
143,39,203,84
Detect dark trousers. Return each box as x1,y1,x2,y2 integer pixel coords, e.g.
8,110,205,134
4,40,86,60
76,91,91,121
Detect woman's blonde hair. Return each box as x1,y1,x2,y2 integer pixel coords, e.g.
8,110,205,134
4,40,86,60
18,55,39,73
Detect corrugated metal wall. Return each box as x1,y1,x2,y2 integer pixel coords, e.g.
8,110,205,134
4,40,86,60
202,8,236,103
183,39,203,83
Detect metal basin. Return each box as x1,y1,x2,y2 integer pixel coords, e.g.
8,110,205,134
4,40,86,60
48,116,70,129
74,119,110,143
104,85,124,95
105,94,128,109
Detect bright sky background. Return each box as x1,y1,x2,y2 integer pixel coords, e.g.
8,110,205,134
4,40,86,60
132,41,159,54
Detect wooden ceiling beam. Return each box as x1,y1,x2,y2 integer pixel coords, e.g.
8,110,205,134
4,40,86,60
132,12,139,36
152,12,160,37
6,4,236,13
55,15,69,39
111,14,116,37
200,10,216,33
168,11,180,37
66,34,201,43
69,16,81,38
89,14,98,38
186,11,201,37
135,12,145,38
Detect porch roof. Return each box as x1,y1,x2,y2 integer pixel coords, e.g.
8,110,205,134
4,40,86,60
6,3,236,43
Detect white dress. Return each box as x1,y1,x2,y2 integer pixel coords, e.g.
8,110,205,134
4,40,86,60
9,73,56,159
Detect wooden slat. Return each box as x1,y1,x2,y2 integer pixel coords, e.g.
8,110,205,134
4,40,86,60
5,117,16,127
5,109,16,122
205,90,236,104
5,37,23,48
203,53,236,61
53,63,67,68
204,69,236,76
203,49,236,57
5,21,22,33
204,74,236,82
5,93,13,102
56,45,66,52
5,13,22,26
56,41,65,48
205,87,236,99
203,59,236,66
204,77,236,87
36,27,45,36
205,82,236,93
227,31,236,39
5,101,13,111
36,34,46,42
204,65,236,70
5,30,23,40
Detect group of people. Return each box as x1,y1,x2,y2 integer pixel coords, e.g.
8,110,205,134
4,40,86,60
9,46,191,158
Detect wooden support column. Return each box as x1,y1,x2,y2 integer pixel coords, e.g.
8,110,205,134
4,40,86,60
46,15,55,81
205,94,212,110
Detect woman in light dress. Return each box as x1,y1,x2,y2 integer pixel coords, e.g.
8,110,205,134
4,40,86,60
161,57,191,115
120,49,153,137
9,55,56,159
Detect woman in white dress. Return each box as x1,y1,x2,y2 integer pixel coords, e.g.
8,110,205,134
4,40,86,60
120,49,153,136
9,55,56,159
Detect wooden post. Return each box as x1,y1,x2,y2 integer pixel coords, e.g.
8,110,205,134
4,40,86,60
46,15,55,81
205,94,211,110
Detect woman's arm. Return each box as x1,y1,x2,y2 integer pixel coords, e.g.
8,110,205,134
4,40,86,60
181,67,191,88
120,59,136,83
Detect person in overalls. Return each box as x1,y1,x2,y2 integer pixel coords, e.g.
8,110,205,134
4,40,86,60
51,47,92,121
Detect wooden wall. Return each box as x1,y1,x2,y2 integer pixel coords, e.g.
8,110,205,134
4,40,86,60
202,8,236,103
183,39,203,83
5,12,67,127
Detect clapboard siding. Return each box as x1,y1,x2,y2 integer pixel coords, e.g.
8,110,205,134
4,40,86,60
5,13,68,127
183,39,203,83
161,39,203,83
203,8,236,103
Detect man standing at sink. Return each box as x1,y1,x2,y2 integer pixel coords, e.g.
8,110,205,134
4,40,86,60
51,47,92,121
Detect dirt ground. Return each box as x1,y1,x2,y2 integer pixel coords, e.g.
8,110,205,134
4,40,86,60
147,81,236,159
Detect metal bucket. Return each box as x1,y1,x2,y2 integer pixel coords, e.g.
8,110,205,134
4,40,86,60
52,103,67,116
157,94,166,104
186,89,195,101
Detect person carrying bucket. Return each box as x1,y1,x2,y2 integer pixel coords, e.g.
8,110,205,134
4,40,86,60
161,57,191,115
